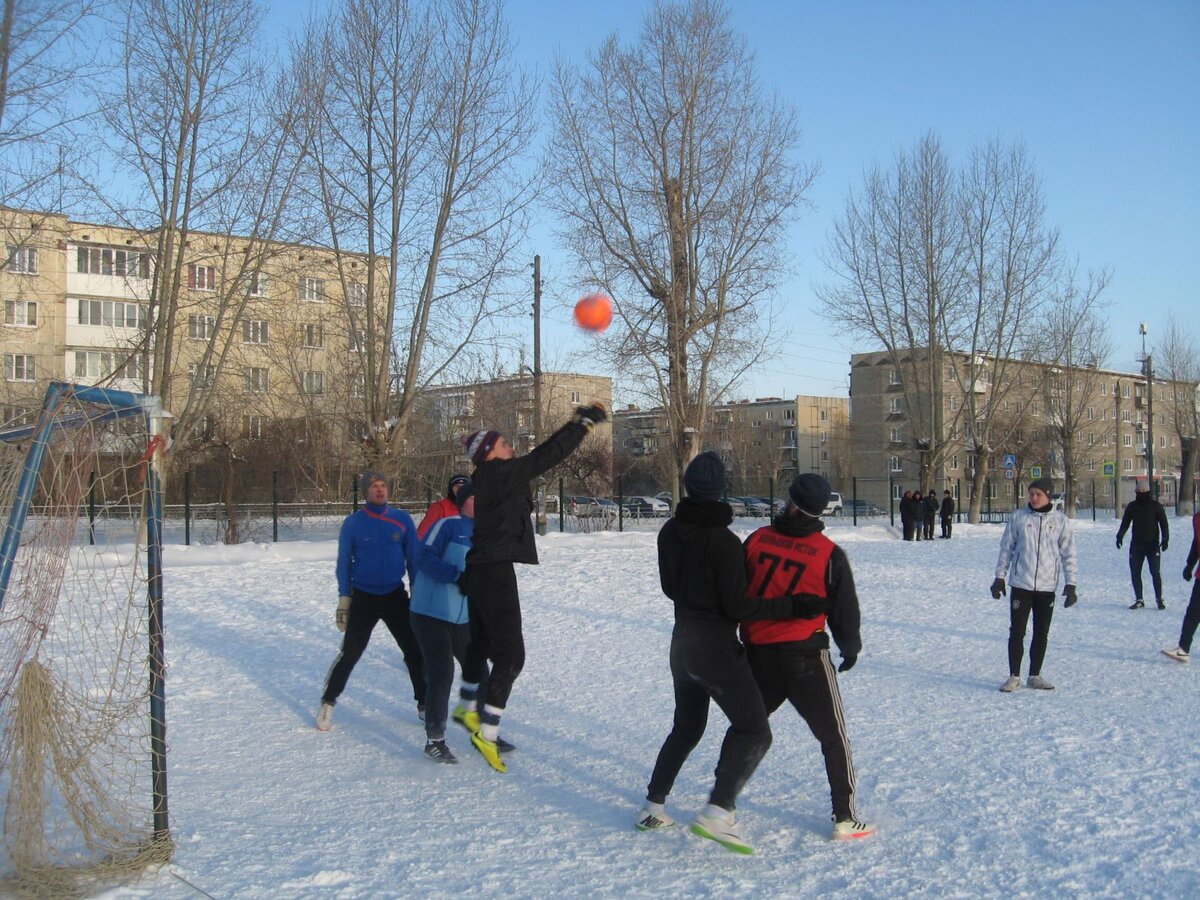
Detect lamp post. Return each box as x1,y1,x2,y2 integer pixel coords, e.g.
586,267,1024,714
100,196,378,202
1140,323,1156,500
532,256,545,533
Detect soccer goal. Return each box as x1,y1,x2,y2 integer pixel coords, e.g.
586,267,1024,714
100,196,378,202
0,381,170,897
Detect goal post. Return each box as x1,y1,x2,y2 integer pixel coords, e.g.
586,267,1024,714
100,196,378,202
0,381,171,895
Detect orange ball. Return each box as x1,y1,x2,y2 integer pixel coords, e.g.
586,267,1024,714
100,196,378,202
574,293,613,332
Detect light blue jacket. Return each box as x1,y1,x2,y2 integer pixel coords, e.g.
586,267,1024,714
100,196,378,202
995,505,1078,592
410,515,473,624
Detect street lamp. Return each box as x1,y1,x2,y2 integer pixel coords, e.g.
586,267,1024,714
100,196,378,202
1140,323,1156,499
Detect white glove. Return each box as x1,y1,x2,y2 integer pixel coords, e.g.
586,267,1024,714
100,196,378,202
336,595,351,632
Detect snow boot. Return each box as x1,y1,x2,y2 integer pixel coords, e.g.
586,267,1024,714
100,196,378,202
832,815,878,841
691,804,752,854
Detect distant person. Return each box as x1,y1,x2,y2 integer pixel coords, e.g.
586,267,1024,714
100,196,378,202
460,403,605,772
900,490,915,541
1162,509,1200,663
939,490,955,539
417,474,470,539
1116,479,1169,609
911,491,924,541
317,471,426,731
742,473,876,841
991,478,1078,692
923,489,938,540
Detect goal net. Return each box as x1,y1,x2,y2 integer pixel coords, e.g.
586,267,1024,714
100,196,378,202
0,382,170,897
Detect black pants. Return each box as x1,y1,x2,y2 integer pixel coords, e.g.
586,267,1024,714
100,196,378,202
747,644,858,820
1008,587,1056,677
323,586,426,705
1179,578,1200,653
466,561,523,710
1129,543,1164,601
941,516,952,538
410,612,488,741
645,626,771,812
924,515,935,540
902,519,914,541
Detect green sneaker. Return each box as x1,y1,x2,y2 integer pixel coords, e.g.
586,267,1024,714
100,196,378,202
452,704,480,734
470,731,507,773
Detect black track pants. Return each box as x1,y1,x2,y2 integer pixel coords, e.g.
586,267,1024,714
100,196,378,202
1007,587,1056,677
323,586,426,705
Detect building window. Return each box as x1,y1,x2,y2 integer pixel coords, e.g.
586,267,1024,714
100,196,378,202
820,409,829,422
1100,383,1108,396
1121,384,1130,398
346,281,366,306
188,264,217,291
78,298,141,328
1122,410,1131,423
570,390,580,403
890,427,902,443
949,396,959,412
889,455,901,472
892,483,903,500
1088,433,1095,446
1123,459,1133,471
5,353,35,381
301,277,324,302
6,245,38,274
243,415,265,438
247,271,268,297
2,406,34,427
244,367,269,393
189,364,217,388
785,408,795,420
4,300,37,326
301,323,323,348
348,328,366,352
890,397,903,415
820,430,828,443
350,374,365,399
1123,434,1132,447
951,454,959,470
1160,435,1166,448
76,246,151,278
888,369,901,385
74,350,141,381
188,315,215,340
301,371,324,395
242,319,269,344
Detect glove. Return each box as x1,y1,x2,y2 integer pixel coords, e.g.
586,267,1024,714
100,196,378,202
838,654,857,673
1184,566,1194,583
336,595,351,632
1063,584,1078,608
1160,540,1168,552
788,594,830,619
573,403,608,428
990,578,1006,599
1116,536,1123,549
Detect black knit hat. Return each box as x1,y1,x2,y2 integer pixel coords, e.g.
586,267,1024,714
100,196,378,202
684,451,726,501
788,473,832,517
455,479,475,508
447,474,469,498
1028,477,1054,496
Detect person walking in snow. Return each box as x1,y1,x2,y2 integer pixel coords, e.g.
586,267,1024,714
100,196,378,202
459,403,605,772
409,480,498,763
317,471,426,731
1116,479,1170,609
1162,510,1200,663
636,452,820,854
742,473,876,841
417,473,470,539
990,477,1079,693
939,490,955,539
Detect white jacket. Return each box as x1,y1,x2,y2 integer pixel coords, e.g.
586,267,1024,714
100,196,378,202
994,506,1078,592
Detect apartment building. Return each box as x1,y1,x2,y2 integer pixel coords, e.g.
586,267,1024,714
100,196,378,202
850,348,1197,510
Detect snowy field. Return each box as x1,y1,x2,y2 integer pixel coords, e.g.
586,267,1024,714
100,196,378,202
86,517,1197,898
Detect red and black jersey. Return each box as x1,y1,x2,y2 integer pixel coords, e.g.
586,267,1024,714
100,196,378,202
742,526,835,645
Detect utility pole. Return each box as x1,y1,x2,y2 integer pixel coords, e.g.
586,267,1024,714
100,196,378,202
1140,323,1156,500
533,255,546,535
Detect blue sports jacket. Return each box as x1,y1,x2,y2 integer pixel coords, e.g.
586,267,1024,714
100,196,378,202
410,515,473,624
336,503,419,596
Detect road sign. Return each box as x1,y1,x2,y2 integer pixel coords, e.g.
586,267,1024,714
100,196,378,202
1102,462,1115,476
1030,466,1042,478
1005,469,1015,479
1003,454,1017,469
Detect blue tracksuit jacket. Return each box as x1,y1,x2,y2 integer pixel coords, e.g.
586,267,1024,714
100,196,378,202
410,515,473,624
336,503,419,596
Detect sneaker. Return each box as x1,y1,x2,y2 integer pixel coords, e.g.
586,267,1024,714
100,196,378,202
1130,600,1145,609
691,804,752,855
417,704,426,722
998,675,1021,693
495,735,516,754
635,803,676,831
832,816,878,841
470,731,507,773
453,705,481,734
316,701,334,731
1162,646,1190,663
423,740,458,764
1156,599,1166,610
1026,675,1055,690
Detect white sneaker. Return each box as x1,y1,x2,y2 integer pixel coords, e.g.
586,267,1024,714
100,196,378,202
998,675,1021,693
316,702,334,731
691,803,752,854
1162,646,1190,663
635,803,675,831
832,815,878,841
1026,675,1055,690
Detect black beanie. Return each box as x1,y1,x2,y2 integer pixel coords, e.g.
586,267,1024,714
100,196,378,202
788,473,832,517
1028,477,1054,496
455,479,475,508
447,474,469,498
684,451,725,501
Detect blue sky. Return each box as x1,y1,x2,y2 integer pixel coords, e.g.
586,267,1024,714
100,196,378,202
270,0,1200,401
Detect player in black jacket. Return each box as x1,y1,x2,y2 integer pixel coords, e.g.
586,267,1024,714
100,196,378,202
459,404,604,771
940,491,955,539
1116,480,1170,609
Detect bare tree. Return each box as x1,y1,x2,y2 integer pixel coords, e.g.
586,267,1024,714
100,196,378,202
1155,315,1200,515
298,0,538,465
545,0,814,499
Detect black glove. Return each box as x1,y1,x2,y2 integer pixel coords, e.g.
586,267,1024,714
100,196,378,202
1184,566,1194,583
573,403,608,428
1063,584,1078,608
1116,536,1123,549
788,594,830,619
990,578,1006,599
838,654,857,673
1160,540,1168,552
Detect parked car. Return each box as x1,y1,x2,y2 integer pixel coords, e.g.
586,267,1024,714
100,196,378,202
1049,492,1066,512
594,498,620,517
725,496,747,516
567,496,601,517
622,495,671,518
843,498,886,518
738,496,772,517
823,492,844,516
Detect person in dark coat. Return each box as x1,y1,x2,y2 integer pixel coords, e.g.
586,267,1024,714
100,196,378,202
939,490,955,539
1116,479,1170,609
923,490,938,540
900,490,915,541
911,491,924,541
637,452,820,854
460,403,605,771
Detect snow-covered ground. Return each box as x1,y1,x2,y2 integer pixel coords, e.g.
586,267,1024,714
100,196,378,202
86,517,1199,897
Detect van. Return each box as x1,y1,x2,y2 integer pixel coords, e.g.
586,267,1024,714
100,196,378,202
823,492,843,516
